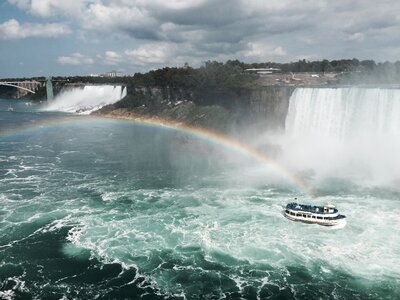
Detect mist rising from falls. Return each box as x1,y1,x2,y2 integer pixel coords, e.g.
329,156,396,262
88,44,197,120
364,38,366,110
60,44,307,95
43,85,127,114
282,87,400,186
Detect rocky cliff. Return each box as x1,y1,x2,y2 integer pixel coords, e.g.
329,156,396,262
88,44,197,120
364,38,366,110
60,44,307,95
94,85,295,135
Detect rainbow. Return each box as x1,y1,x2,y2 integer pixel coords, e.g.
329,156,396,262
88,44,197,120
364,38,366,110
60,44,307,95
0,113,316,195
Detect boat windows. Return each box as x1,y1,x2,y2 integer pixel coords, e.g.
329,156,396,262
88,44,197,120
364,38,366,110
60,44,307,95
317,216,322,219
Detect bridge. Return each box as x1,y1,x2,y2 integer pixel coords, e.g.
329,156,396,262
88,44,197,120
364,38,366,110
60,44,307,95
0,77,53,100
0,80,43,94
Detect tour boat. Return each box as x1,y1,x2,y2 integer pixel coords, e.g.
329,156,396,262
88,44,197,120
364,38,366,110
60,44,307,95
284,200,346,226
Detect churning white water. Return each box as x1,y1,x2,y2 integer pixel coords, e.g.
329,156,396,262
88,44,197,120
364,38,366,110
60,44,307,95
43,85,127,114
283,88,400,186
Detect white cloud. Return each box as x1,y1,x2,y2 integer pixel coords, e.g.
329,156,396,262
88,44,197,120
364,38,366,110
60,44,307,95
7,0,400,68
8,0,30,10
125,43,174,66
83,3,157,37
0,19,71,40
243,42,287,59
104,51,122,65
347,32,365,42
57,53,94,65
140,0,206,10
8,0,85,17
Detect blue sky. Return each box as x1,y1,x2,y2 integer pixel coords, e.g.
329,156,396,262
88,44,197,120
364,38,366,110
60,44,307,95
1,0,400,78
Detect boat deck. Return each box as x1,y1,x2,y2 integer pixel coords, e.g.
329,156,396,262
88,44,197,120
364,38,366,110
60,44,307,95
286,202,338,215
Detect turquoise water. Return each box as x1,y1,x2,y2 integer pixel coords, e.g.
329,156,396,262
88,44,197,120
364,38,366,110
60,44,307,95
0,99,399,299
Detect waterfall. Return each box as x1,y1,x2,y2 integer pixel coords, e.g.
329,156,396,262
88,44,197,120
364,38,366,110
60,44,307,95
286,88,400,139
43,85,127,114
283,87,400,184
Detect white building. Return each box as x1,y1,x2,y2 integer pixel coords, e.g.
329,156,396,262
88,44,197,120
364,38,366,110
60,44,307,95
105,70,124,77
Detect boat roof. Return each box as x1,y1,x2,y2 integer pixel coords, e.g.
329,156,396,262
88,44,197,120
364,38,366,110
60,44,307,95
286,202,338,214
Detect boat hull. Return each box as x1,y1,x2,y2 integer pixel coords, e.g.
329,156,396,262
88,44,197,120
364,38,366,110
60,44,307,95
283,211,346,227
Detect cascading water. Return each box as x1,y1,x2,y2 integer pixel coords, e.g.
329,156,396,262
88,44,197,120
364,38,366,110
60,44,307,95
43,85,127,114
283,87,400,185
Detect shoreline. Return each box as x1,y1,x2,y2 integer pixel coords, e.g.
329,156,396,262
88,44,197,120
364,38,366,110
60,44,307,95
91,108,199,129
91,99,239,135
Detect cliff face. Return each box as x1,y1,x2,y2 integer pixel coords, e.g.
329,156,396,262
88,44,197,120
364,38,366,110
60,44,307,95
245,86,294,131
133,86,194,103
95,85,294,134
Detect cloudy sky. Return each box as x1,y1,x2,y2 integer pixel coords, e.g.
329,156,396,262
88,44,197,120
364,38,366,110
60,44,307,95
1,0,400,77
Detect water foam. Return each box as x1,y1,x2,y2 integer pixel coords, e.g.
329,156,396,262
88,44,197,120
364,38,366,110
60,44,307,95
61,185,400,297
43,85,127,114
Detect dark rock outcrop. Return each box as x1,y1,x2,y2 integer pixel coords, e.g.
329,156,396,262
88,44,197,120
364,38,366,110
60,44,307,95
94,85,295,135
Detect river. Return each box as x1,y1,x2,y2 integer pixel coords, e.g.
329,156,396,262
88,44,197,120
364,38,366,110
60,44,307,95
0,94,399,299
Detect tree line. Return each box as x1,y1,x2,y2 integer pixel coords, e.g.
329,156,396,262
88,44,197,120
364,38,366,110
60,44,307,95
2,58,400,100
61,58,400,88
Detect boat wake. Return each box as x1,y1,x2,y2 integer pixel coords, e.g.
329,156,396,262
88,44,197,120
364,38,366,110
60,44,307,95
329,220,347,229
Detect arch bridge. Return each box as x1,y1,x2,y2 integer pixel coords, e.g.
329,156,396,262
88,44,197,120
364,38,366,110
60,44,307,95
0,80,43,94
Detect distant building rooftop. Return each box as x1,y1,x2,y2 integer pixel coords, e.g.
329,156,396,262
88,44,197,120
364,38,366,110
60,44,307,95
244,68,281,74
104,70,124,77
